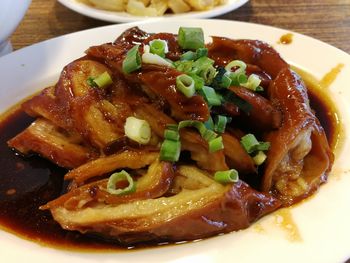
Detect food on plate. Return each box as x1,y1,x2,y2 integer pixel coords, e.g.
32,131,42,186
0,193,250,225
78,0,228,16
6,26,334,245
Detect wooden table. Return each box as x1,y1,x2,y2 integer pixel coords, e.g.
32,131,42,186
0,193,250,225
11,0,350,54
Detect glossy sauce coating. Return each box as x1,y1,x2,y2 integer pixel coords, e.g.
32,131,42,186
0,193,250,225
0,83,338,251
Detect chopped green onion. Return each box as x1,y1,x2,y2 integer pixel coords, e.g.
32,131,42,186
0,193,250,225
240,134,270,154
253,151,267,165
212,67,231,89
214,115,229,133
201,86,222,106
87,76,97,87
241,74,262,91
225,60,247,74
192,56,215,72
160,139,181,162
124,116,151,144
240,133,260,154
200,65,217,85
122,45,141,74
176,74,196,98
92,71,113,88
214,169,239,184
202,129,217,142
188,73,204,90
196,48,208,58
149,39,168,57
166,124,179,131
164,129,180,141
178,120,217,142
107,170,136,195
204,116,215,130
181,51,197,61
178,27,205,50
208,136,224,152
174,60,194,73
142,45,174,67
256,86,264,92
255,141,271,151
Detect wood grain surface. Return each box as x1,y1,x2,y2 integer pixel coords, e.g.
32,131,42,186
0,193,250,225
11,0,350,53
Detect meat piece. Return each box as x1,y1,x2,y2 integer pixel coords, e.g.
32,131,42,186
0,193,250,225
228,86,282,131
48,165,280,245
207,37,289,79
7,118,97,169
64,150,159,184
42,158,173,210
262,68,334,205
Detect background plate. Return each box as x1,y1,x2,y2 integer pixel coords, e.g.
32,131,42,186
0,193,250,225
0,19,350,263
57,0,249,22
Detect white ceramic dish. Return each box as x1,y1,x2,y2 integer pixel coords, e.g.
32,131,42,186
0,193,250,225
0,0,31,56
0,19,350,263
57,0,249,22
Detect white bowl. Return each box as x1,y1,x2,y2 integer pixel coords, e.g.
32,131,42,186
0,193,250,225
0,0,31,56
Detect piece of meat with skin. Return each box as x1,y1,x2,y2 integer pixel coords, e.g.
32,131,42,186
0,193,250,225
42,157,173,210
262,68,334,205
48,166,280,245
228,86,282,131
207,37,289,79
7,118,97,169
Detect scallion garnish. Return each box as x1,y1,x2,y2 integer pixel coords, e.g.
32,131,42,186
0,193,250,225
204,116,215,130
200,86,222,106
122,45,142,74
252,151,267,166
164,129,180,141
225,60,247,74
212,67,231,89
214,169,239,184
240,133,260,154
149,39,168,57
214,115,229,133
107,170,136,195
166,124,179,131
241,74,262,91
178,27,205,50
188,73,204,90
208,136,224,152
142,45,174,67
240,133,270,164
196,47,208,58
124,116,151,144
87,72,113,88
176,74,196,98
160,139,181,162
200,65,217,85
181,51,197,61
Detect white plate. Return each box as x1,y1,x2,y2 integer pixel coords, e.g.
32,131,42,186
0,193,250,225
1,19,350,263
57,0,249,22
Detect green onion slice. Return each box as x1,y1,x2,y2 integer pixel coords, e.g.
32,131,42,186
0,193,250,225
122,45,142,74
252,151,267,166
214,169,239,184
240,133,270,154
214,115,229,133
164,129,180,141
188,73,204,91
241,74,262,91
160,139,181,162
196,47,208,58
200,65,217,85
92,71,113,88
107,170,136,195
201,86,222,106
225,60,247,74
149,39,168,57
181,51,197,61
240,133,260,154
124,116,151,144
178,27,205,50
176,74,196,98
208,136,224,152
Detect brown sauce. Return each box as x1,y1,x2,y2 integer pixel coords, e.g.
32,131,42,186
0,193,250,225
0,79,340,251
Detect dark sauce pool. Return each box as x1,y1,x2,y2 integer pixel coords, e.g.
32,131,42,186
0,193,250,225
0,86,340,252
